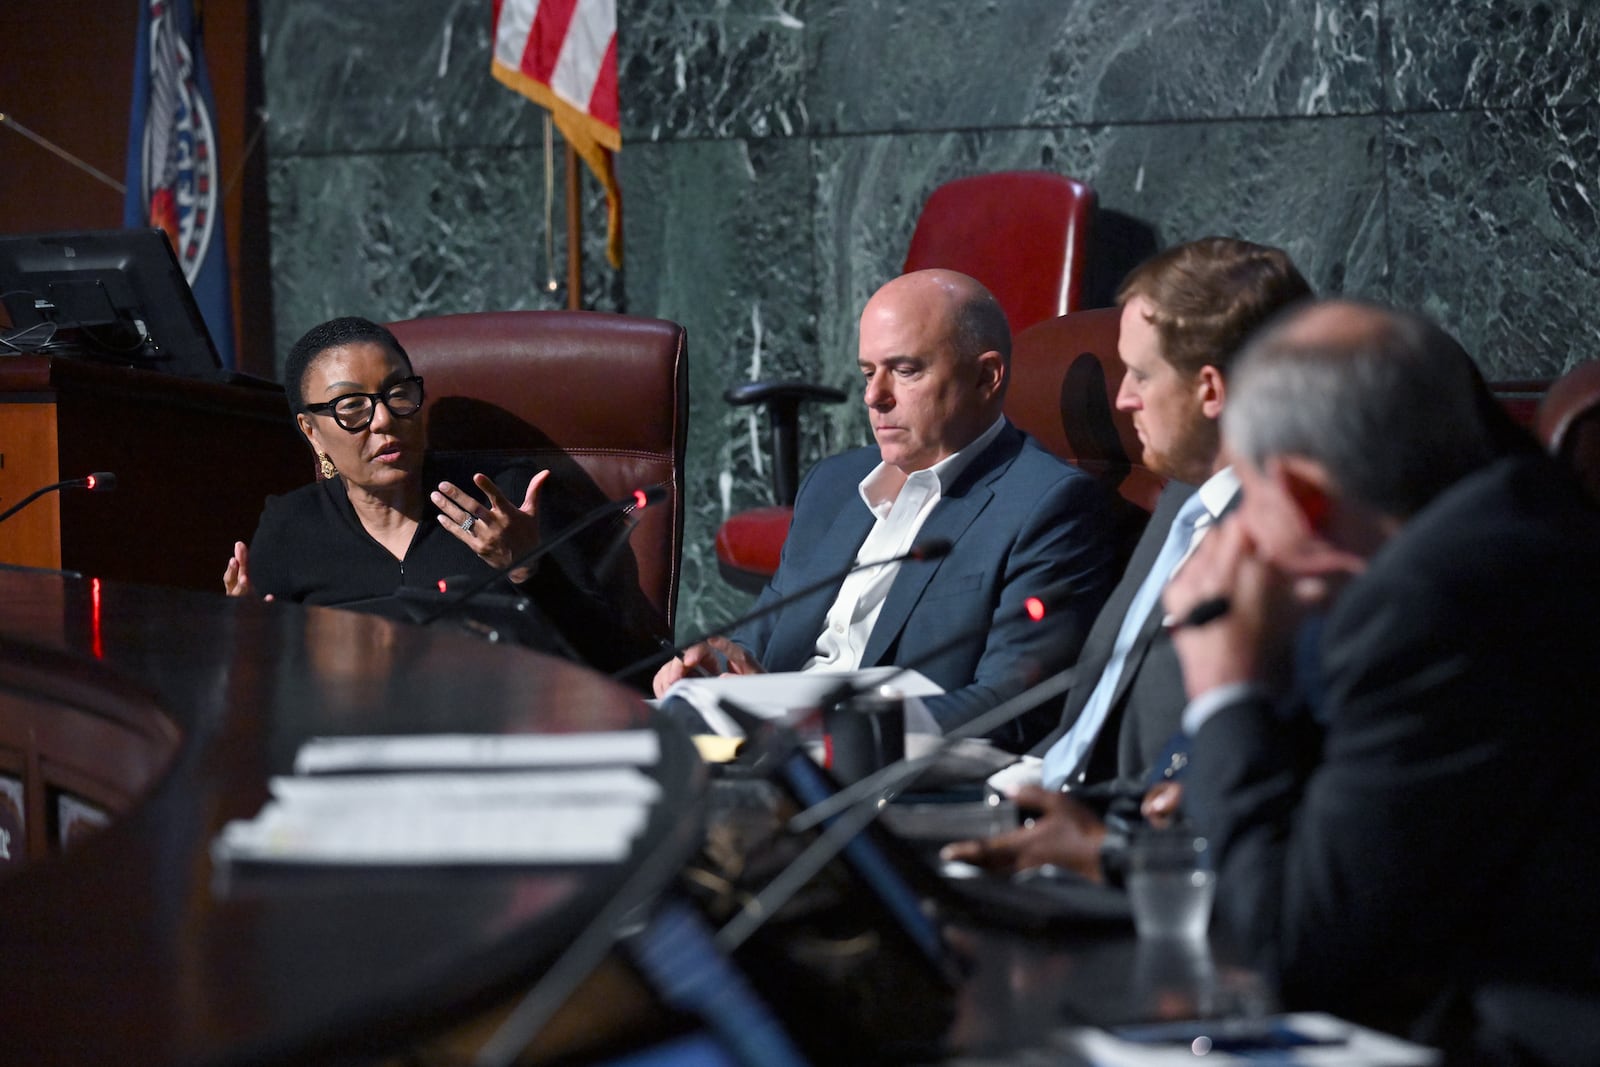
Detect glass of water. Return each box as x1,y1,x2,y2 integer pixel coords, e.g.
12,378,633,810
1125,826,1215,940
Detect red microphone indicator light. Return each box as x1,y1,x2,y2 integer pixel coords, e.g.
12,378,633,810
631,484,668,511
1024,596,1047,622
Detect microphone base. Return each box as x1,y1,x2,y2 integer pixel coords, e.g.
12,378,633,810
686,774,960,1063
390,586,578,661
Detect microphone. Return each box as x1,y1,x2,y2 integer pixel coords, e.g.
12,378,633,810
0,472,117,525
728,573,1085,826
609,537,954,683
412,483,667,628
714,657,1083,957
702,579,1088,956
707,572,1087,774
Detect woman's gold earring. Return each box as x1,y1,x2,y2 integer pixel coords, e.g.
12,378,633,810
318,452,338,480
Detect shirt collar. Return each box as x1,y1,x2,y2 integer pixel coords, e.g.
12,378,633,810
1195,464,1240,523
859,415,1008,510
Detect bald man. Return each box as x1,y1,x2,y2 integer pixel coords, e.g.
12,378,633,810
656,270,1116,748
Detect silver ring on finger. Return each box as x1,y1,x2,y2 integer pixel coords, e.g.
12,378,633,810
460,514,477,533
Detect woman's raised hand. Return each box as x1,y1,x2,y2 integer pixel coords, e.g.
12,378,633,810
222,541,272,600
434,470,549,584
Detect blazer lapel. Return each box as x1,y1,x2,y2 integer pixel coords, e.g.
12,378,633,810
858,428,1018,668
762,497,875,669
1033,481,1196,752
1101,482,1239,712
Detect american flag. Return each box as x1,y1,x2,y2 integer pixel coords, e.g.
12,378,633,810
492,0,622,268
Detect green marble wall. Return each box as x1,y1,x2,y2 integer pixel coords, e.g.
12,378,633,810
262,0,1600,634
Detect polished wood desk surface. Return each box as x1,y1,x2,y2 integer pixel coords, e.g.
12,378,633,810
943,919,1271,1058
0,569,705,1067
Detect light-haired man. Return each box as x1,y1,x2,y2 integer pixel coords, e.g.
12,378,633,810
946,236,1310,874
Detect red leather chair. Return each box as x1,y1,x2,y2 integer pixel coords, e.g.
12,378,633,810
715,171,1100,592
904,171,1097,329
1490,379,1550,433
1537,361,1600,501
387,310,688,631
1005,306,1165,567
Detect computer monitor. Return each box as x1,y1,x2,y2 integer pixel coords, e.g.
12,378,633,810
0,228,222,378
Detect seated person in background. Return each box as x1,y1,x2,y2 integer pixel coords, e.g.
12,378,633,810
224,316,663,677
1164,300,1600,1064
654,269,1118,749
943,236,1310,875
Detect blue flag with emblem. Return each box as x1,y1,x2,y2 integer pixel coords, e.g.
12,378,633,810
123,0,236,370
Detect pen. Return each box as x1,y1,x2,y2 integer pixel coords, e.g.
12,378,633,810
1163,595,1231,631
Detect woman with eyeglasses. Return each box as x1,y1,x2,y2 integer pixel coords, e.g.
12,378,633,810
223,316,656,673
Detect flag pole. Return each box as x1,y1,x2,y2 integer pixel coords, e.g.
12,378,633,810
0,112,127,194
565,143,583,310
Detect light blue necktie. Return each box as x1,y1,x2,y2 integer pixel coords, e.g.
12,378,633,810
1041,491,1211,789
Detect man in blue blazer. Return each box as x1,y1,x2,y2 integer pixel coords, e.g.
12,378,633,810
655,269,1116,748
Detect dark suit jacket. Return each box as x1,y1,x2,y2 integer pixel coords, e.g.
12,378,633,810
1186,455,1600,1063
1031,480,1197,787
733,423,1115,749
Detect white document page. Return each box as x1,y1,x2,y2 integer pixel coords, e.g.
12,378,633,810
214,768,659,866
659,667,944,737
292,730,660,775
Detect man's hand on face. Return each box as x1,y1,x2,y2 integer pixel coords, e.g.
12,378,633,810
1163,506,1361,700
940,785,1109,883
1162,518,1290,696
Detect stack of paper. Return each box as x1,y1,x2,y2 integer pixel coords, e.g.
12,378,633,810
659,667,943,738
212,731,661,867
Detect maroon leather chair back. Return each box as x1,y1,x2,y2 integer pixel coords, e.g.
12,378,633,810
1005,307,1165,574
903,171,1098,330
1537,361,1600,500
388,310,688,628
1006,306,1166,515
1536,362,1600,451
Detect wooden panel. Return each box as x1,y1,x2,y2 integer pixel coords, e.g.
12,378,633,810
0,354,309,590
0,403,62,570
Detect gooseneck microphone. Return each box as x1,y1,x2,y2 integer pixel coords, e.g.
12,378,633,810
714,656,1083,957
714,572,1086,827
702,572,1087,768
702,579,1092,958
0,472,117,525
413,483,667,628
608,537,954,683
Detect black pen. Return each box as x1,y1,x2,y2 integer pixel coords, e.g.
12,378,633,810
1163,595,1231,631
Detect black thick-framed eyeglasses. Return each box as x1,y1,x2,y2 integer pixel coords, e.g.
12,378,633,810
304,375,425,432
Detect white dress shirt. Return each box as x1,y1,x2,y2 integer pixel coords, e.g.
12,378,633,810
1039,465,1240,788
801,416,1007,674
